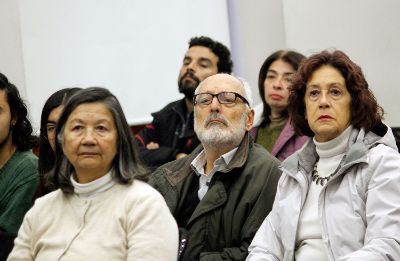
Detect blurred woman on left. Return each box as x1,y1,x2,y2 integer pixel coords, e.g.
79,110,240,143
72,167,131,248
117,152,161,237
8,87,179,260
35,87,81,197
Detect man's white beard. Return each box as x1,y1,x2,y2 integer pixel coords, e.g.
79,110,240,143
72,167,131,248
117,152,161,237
195,112,247,149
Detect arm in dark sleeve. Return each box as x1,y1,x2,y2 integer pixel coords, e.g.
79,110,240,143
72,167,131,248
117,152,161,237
0,230,17,260
135,119,178,167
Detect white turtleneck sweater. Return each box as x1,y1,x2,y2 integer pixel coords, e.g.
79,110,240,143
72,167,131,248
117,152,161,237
9,170,179,261
295,125,353,261
70,170,114,198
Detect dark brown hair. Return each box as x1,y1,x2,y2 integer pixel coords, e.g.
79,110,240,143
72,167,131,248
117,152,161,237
258,50,305,126
288,50,384,136
0,72,36,150
189,36,233,74
37,87,82,196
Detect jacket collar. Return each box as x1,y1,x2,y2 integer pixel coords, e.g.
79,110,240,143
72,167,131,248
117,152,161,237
163,132,252,187
282,139,317,180
187,180,227,225
271,119,294,156
224,132,251,171
282,123,392,180
186,133,252,225
172,98,190,119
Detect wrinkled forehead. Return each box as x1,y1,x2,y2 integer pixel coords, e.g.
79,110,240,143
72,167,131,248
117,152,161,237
65,102,115,124
197,74,244,95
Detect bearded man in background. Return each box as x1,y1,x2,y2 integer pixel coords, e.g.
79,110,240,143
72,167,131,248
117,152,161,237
135,36,233,168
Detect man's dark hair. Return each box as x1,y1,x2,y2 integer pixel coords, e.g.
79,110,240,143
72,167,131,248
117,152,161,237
189,36,233,74
0,72,35,151
258,50,305,126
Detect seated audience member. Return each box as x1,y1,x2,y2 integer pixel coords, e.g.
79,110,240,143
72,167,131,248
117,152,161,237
8,87,179,260
135,36,233,168
251,50,308,160
247,50,400,260
0,73,38,260
36,87,81,197
150,74,281,260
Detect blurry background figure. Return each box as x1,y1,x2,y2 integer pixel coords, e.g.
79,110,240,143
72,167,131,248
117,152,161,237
35,87,81,198
0,72,38,260
248,50,400,260
9,87,178,260
135,36,233,168
251,50,308,161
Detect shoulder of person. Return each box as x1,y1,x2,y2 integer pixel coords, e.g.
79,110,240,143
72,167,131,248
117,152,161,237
367,142,400,165
151,99,184,118
14,150,38,165
125,180,164,198
7,150,38,179
150,153,194,185
250,142,281,166
236,143,281,183
30,189,64,212
119,180,170,214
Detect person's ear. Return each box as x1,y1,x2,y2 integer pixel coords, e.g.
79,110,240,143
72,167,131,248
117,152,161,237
245,109,255,131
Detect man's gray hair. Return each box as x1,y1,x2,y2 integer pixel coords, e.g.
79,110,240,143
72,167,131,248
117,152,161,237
53,87,149,194
237,77,253,108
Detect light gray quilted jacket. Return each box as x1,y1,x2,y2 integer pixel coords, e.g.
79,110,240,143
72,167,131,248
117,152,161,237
247,124,400,261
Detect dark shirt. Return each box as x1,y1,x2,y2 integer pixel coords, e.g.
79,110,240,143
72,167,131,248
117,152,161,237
135,99,200,168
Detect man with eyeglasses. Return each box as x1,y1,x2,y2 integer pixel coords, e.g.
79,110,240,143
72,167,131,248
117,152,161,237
150,74,281,260
135,36,233,168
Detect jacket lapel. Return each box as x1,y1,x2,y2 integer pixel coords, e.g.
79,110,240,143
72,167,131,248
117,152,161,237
186,133,251,226
271,120,293,156
186,180,227,226
163,145,204,186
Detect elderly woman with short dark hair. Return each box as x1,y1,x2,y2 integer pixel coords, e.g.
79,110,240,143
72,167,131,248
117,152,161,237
247,50,400,260
9,87,179,260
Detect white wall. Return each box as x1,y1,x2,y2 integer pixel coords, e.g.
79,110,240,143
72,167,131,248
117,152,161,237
227,0,286,106
0,0,26,96
0,0,399,130
226,0,400,126
18,0,230,129
283,0,400,126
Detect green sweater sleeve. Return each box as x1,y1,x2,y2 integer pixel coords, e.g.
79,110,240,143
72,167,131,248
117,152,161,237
0,151,39,233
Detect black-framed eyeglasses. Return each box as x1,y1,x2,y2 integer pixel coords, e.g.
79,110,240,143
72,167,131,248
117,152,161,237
193,92,249,106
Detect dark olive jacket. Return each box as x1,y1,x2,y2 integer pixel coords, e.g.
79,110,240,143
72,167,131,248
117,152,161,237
149,133,281,260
